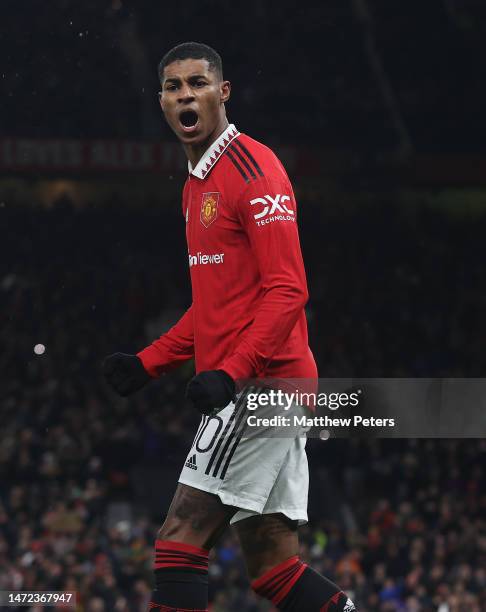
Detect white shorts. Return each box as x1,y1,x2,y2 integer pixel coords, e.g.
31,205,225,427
178,389,309,525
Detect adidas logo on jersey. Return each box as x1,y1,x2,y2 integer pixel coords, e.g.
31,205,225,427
344,599,356,611
185,454,197,470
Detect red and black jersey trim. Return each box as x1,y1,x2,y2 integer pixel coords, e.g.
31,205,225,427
233,139,264,177
228,143,257,180
225,138,264,183
225,148,250,184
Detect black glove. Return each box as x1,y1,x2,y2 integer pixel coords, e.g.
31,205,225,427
102,352,151,397
186,370,236,415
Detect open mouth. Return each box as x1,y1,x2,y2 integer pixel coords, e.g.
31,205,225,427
179,110,199,132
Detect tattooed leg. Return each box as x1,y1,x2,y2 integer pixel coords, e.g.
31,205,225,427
235,513,299,580
157,483,236,549
237,514,356,611
149,484,236,611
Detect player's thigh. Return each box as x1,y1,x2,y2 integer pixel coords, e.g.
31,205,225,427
235,512,300,580
159,482,237,550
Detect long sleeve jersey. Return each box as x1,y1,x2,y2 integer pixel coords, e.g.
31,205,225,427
138,124,317,382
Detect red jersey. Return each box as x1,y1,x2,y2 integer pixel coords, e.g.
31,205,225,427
138,124,317,382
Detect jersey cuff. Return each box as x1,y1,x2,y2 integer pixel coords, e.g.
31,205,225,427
221,352,256,381
136,347,163,379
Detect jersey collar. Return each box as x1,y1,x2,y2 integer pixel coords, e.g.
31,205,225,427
188,123,240,179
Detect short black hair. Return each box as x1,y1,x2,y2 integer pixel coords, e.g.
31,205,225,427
158,42,223,82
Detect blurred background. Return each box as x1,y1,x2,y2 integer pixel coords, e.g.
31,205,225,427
1,1,485,610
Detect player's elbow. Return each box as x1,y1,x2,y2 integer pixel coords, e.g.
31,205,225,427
265,281,308,309
288,284,308,310
298,286,309,308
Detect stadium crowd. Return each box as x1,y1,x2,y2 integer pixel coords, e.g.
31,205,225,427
1,195,485,610
3,1,485,150
2,0,486,609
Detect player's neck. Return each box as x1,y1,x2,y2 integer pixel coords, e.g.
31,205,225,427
184,117,229,170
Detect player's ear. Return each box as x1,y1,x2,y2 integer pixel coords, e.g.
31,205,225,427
158,73,168,112
220,80,231,104
159,92,171,119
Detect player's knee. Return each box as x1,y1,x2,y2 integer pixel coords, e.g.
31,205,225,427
157,483,235,549
156,511,209,548
156,516,182,541
156,515,216,550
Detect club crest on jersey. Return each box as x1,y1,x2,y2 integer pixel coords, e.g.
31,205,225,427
200,192,219,228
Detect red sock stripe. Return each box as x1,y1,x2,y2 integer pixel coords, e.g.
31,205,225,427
251,556,307,605
251,555,300,591
154,540,209,572
320,591,344,611
155,540,210,556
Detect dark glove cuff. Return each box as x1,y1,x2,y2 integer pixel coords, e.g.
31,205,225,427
217,369,236,399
